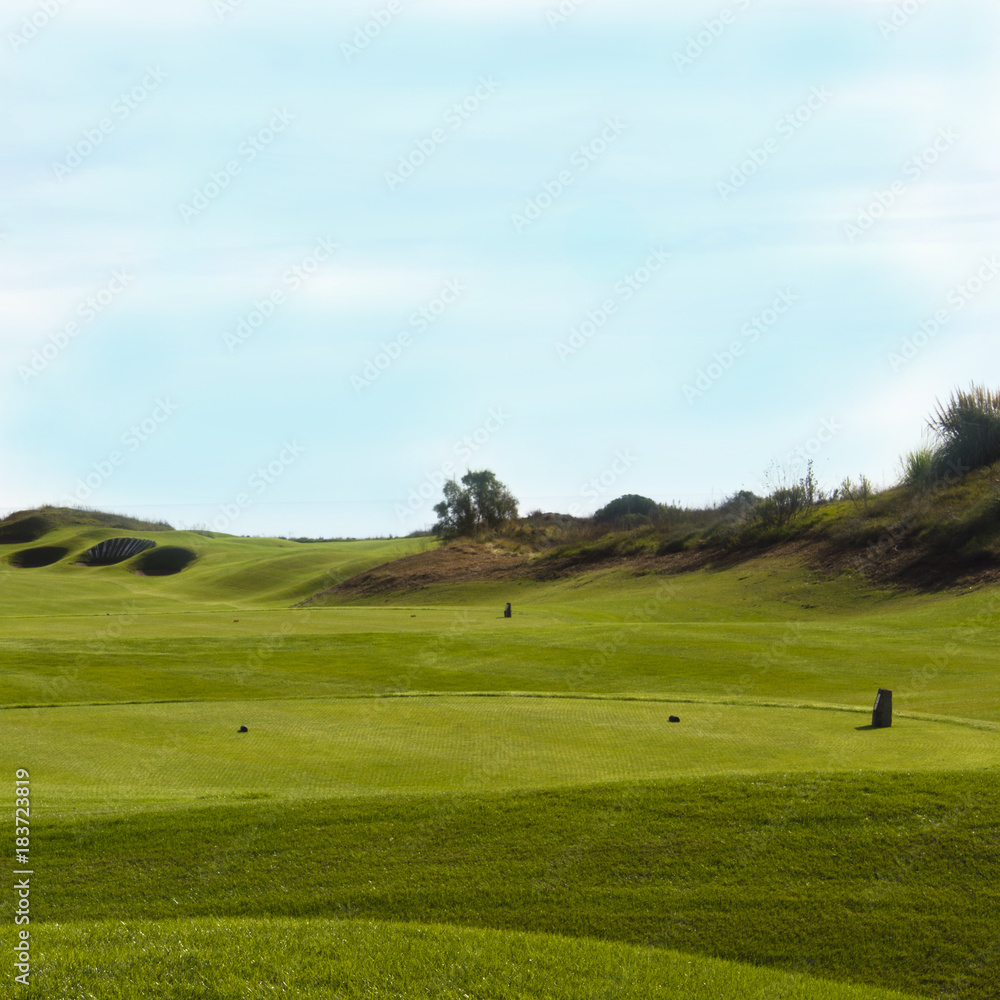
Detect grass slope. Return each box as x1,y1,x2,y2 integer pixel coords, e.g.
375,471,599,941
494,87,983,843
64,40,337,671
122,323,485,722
0,527,434,612
2,563,999,723
24,772,999,999
13,917,921,1000
5,509,1000,998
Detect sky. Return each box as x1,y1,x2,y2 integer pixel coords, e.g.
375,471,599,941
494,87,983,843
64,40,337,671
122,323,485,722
2,0,999,538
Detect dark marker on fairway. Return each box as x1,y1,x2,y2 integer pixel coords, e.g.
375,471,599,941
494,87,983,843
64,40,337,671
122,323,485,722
669,715,680,723
238,725,248,733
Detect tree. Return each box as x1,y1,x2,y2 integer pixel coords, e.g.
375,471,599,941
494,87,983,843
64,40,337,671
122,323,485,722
433,470,518,537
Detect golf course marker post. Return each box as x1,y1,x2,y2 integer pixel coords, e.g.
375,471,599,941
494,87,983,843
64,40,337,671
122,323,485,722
872,688,892,728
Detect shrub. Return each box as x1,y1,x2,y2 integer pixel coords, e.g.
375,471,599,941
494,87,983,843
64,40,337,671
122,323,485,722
755,484,806,527
841,474,874,509
928,384,1000,476
593,494,658,524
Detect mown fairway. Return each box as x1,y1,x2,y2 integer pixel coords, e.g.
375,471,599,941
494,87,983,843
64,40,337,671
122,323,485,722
2,527,999,998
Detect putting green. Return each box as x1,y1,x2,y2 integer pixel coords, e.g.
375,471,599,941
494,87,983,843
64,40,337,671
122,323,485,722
8,695,998,815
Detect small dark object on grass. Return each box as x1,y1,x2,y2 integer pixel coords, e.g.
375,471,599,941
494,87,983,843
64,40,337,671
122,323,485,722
234,619,239,622
238,725,248,733
504,602,512,618
872,688,892,728
669,715,680,723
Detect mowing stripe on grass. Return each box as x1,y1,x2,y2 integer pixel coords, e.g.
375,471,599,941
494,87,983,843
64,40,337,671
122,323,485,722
30,771,1000,999
5,696,1000,815
9,916,923,1000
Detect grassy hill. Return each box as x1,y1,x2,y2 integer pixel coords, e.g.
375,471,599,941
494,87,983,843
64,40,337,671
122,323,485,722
0,506,434,613
292,458,1000,614
2,503,999,998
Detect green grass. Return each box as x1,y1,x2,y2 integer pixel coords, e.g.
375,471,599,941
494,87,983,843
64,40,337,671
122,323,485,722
4,696,999,816
18,772,999,999
10,917,922,999
4,520,1000,998
2,567,999,723
0,527,434,612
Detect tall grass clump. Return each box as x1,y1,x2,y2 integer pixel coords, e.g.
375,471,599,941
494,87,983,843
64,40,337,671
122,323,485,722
900,446,935,489
928,384,1000,476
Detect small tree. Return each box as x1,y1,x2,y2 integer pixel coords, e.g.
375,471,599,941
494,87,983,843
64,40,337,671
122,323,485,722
433,470,518,537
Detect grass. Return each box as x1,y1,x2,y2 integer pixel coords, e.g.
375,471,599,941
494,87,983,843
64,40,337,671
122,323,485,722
12,917,923,1000
15,772,999,998
4,696,1000,816
0,527,435,611
2,563,999,723
4,513,1000,998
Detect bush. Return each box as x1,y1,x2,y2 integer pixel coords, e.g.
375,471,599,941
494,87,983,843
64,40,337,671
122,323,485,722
593,494,658,524
755,484,806,527
840,474,874,509
718,490,759,519
928,384,1000,476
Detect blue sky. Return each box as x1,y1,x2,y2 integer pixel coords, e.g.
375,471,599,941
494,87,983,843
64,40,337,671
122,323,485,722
3,0,998,537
